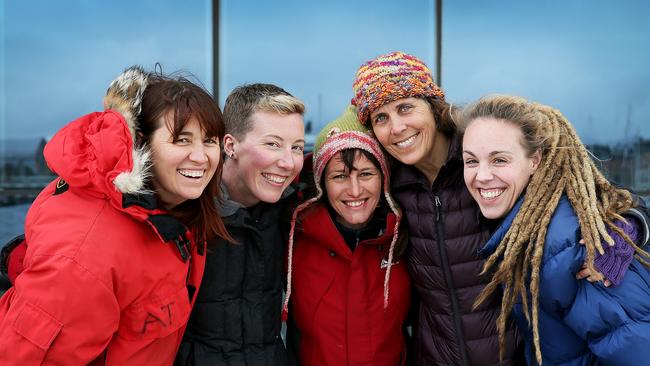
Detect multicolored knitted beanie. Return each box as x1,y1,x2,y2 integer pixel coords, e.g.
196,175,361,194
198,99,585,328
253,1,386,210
352,51,445,125
282,105,402,319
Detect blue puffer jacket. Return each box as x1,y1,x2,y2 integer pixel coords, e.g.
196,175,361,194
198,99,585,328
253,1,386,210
480,195,650,366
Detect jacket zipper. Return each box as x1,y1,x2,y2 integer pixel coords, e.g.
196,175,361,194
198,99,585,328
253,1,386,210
433,194,469,366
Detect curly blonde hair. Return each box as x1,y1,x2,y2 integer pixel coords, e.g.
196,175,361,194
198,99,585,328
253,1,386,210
462,95,650,364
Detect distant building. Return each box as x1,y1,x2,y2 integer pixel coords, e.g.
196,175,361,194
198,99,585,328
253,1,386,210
588,137,650,194
35,137,52,175
0,137,54,206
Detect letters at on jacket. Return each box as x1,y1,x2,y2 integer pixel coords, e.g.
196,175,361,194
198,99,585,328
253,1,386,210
0,110,205,365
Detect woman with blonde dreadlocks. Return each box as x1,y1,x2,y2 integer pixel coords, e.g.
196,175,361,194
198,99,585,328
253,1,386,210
461,95,650,365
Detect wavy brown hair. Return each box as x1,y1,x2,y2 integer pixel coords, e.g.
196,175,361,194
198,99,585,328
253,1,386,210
139,74,232,250
462,95,650,364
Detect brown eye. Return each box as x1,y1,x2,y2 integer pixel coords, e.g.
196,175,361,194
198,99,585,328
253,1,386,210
463,158,478,166
292,145,304,153
399,104,413,113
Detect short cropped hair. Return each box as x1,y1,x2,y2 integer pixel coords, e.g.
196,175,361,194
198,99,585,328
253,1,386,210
223,83,305,139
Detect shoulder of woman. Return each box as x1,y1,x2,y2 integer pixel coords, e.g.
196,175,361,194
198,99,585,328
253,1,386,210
540,198,582,265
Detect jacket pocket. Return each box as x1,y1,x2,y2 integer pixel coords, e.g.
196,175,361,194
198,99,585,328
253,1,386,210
117,286,191,341
12,301,63,362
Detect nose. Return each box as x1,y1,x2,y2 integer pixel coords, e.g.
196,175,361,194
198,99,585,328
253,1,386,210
276,148,296,171
348,175,362,197
189,143,209,163
390,116,407,136
475,163,493,182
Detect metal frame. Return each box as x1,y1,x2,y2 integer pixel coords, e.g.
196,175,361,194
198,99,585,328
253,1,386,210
212,0,443,96
212,0,220,102
435,0,442,87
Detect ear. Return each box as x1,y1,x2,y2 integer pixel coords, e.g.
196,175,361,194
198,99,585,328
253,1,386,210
223,133,237,158
530,149,542,174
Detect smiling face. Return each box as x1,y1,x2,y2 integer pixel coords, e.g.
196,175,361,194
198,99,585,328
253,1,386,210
369,97,438,166
149,114,220,210
223,111,305,207
462,117,541,219
324,150,382,230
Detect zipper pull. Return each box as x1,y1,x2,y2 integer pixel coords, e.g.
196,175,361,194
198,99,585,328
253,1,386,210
434,195,441,222
174,236,191,262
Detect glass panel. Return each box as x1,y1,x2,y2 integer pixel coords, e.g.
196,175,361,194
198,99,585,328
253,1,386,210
219,0,436,150
445,1,650,196
1,0,212,242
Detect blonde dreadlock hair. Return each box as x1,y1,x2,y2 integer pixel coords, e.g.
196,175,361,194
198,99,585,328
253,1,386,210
462,95,650,365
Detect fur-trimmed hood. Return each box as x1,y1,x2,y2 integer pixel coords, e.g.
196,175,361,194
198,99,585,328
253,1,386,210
103,66,151,195
43,66,160,221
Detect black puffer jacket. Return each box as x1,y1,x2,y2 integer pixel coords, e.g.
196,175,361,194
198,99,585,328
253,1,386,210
392,134,521,366
175,185,294,366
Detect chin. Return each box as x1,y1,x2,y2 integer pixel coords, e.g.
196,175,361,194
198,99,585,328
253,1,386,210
184,190,205,201
479,206,507,220
396,150,424,166
256,191,283,204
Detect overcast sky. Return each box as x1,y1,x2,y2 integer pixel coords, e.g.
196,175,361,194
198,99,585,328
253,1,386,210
2,0,649,144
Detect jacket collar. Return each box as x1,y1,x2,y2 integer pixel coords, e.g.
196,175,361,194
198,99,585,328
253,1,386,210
217,181,296,217
300,203,397,257
216,182,244,217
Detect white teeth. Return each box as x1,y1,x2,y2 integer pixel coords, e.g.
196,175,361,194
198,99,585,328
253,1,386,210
345,200,365,207
395,134,417,147
263,173,287,184
479,188,504,200
179,169,204,178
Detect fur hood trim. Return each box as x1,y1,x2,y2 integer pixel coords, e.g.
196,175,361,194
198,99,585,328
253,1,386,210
103,66,151,194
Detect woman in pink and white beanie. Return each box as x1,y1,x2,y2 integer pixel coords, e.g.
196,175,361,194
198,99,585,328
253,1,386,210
283,105,411,366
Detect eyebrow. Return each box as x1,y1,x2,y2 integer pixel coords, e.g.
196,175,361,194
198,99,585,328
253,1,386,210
462,150,513,156
175,130,195,139
266,134,305,144
489,150,512,156
358,166,378,171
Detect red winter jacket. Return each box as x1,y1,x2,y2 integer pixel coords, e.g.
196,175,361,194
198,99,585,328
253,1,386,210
0,109,205,365
290,204,410,366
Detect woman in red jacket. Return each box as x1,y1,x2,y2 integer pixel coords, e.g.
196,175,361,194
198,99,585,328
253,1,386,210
283,105,411,365
0,66,230,365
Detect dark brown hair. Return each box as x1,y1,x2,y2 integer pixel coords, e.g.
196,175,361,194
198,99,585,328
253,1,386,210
138,74,231,249
425,96,458,137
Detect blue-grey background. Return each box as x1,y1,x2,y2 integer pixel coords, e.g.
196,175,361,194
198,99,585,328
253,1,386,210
2,0,649,241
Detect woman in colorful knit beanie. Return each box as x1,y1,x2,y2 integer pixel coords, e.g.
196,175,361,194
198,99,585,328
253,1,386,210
462,95,650,365
283,105,411,366
351,51,649,366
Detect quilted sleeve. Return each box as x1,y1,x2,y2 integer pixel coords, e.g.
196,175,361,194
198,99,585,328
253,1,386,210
563,259,650,365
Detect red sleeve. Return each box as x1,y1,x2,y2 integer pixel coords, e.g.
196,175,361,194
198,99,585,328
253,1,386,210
7,240,27,283
0,254,120,364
